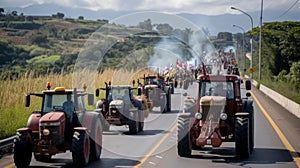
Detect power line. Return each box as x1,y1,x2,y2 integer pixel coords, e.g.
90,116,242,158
276,0,299,19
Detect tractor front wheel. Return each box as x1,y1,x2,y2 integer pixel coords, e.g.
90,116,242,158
235,113,250,158
89,117,102,161
177,113,192,157
14,131,33,167
72,130,90,167
138,111,144,132
128,112,138,134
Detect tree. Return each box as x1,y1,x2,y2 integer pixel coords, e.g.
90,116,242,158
138,19,152,31
29,33,48,44
217,32,233,41
52,12,64,19
156,23,173,36
78,16,84,20
11,11,18,16
25,16,33,22
0,8,4,16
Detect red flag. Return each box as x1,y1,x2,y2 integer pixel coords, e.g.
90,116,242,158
176,60,183,70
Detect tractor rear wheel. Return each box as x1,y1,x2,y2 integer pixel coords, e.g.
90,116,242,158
128,112,138,134
177,114,192,157
235,113,250,158
89,117,102,161
14,131,32,167
72,130,90,167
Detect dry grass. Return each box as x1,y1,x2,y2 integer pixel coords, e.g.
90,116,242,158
0,68,154,138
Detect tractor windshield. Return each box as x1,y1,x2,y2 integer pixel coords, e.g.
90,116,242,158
42,94,74,114
145,77,163,87
110,88,131,101
200,81,234,99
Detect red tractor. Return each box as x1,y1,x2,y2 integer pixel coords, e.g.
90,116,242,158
13,83,102,167
138,74,171,113
177,72,254,158
95,82,145,134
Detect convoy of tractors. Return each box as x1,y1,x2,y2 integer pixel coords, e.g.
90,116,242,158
13,50,254,167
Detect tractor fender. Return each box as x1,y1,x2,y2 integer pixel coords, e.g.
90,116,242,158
17,127,32,134
26,113,41,134
80,112,100,135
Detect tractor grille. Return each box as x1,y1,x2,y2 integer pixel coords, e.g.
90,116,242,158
201,105,224,121
40,126,60,141
109,108,121,118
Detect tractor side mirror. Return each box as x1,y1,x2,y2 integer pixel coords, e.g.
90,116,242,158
95,89,100,97
246,92,251,97
25,95,30,107
245,80,251,90
88,94,94,105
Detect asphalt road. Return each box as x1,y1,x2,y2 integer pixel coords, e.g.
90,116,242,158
1,81,300,168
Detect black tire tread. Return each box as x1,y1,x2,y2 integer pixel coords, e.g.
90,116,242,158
177,114,191,157
72,131,90,167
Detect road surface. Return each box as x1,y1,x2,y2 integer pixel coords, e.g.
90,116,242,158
1,82,300,168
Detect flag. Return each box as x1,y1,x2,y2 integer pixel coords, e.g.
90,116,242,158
176,60,184,70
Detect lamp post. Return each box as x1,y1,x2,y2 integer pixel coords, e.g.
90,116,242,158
231,6,253,78
233,25,245,72
258,0,264,80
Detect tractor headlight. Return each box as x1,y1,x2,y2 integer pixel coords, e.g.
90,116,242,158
195,113,202,120
43,129,50,136
220,113,228,120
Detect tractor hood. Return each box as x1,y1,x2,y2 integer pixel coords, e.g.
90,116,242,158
200,96,226,106
40,112,65,124
110,100,124,106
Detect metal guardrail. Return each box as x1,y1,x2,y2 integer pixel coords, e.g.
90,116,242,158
0,136,15,149
0,136,15,158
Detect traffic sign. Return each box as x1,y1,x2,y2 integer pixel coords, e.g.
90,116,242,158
233,60,237,65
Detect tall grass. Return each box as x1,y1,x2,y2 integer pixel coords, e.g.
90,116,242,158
0,69,152,139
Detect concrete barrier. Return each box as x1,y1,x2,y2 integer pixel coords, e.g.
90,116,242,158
244,75,300,119
260,84,300,119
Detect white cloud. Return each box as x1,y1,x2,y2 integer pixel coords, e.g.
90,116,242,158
1,0,299,16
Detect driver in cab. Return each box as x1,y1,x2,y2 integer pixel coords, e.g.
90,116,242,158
63,94,75,122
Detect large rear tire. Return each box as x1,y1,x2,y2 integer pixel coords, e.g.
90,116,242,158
14,131,32,168
89,117,102,162
235,114,250,158
72,130,90,167
177,114,192,157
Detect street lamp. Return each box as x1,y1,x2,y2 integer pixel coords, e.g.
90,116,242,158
259,0,264,80
231,6,254,79
233,25,245,72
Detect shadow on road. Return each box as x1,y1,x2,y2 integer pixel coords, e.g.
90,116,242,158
28,157,140,168
189,147,298,166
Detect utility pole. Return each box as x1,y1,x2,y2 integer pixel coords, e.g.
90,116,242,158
259,0,263,80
